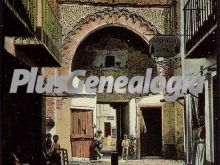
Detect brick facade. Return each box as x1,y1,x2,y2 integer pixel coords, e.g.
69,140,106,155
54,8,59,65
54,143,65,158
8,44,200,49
48,0,60,17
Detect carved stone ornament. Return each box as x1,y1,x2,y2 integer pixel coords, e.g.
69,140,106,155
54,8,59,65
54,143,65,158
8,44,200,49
60,4,170,37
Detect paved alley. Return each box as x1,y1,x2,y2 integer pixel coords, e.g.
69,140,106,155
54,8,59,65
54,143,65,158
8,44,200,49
68,159,185,165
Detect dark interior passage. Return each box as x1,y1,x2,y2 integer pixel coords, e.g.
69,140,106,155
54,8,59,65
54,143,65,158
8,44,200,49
141,108,162,157
72,26,150,70
104,122,111,137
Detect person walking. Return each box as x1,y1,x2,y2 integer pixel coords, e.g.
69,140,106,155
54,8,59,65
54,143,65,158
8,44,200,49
93,130,104,159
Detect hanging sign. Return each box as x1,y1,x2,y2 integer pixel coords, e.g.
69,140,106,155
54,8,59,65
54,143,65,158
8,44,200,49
149,35,180,57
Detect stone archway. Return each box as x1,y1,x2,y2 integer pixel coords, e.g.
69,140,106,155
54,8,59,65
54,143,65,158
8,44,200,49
56,8,162,159
61,8,161,73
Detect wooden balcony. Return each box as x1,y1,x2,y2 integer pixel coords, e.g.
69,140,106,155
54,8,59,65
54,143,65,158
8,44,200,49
4,0,62,66
184,0,217,58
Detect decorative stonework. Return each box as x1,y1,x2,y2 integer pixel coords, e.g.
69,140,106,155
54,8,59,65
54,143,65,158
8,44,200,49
60,3,174,78
61,8,163,71
60,4,171,37
58,0,171,6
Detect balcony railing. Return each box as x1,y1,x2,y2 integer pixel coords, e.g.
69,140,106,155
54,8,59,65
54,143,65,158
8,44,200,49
4,0,62,65
4,0,37,32
184,0,217,56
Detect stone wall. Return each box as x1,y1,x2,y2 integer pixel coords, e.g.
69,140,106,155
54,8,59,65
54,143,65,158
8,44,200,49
175,100,184,160
161,102,176,159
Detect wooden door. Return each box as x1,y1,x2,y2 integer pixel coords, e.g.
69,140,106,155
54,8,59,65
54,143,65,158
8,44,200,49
70,109,93,158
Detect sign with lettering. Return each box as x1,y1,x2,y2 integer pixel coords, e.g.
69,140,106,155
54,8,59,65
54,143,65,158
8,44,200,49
149,35,180,57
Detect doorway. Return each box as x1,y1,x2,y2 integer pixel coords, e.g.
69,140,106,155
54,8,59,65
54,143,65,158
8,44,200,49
104,122,111,137
70,109,93,158
140,107,162,157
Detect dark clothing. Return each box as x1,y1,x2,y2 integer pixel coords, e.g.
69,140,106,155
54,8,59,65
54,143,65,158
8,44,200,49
50,143,61,165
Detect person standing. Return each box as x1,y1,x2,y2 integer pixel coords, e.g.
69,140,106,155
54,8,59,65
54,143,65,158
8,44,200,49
46,133,52,148
129,134,136,159
195,117,205,165
44,133,53,164
122,134,130,161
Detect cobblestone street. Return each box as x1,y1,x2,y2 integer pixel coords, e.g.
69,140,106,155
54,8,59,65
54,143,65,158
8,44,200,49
68,159,185,165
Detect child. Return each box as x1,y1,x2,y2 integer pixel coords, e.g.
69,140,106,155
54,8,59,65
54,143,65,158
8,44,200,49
51,135,61,165
46,133,52,148
122,134,130,161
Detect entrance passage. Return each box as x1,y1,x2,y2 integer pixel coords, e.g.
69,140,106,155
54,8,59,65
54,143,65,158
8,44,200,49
141,108,162,157
70,109,93,158
96,104,117,154
104,122,111,137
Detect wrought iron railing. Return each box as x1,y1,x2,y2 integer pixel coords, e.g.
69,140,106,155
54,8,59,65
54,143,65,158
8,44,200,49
4,0,37,31
184,0,217,53
4,0,62,64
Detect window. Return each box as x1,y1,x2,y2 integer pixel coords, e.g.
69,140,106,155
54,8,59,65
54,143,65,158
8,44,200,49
111,128,117,138
105,56,115,67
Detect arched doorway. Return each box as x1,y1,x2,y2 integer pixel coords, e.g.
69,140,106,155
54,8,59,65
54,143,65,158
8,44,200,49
70,26,158,158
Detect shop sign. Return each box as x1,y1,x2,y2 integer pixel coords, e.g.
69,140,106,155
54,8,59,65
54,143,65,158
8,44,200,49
149,35,180,57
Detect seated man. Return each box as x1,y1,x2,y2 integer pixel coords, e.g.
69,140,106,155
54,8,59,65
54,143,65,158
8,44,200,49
51,135,61,165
